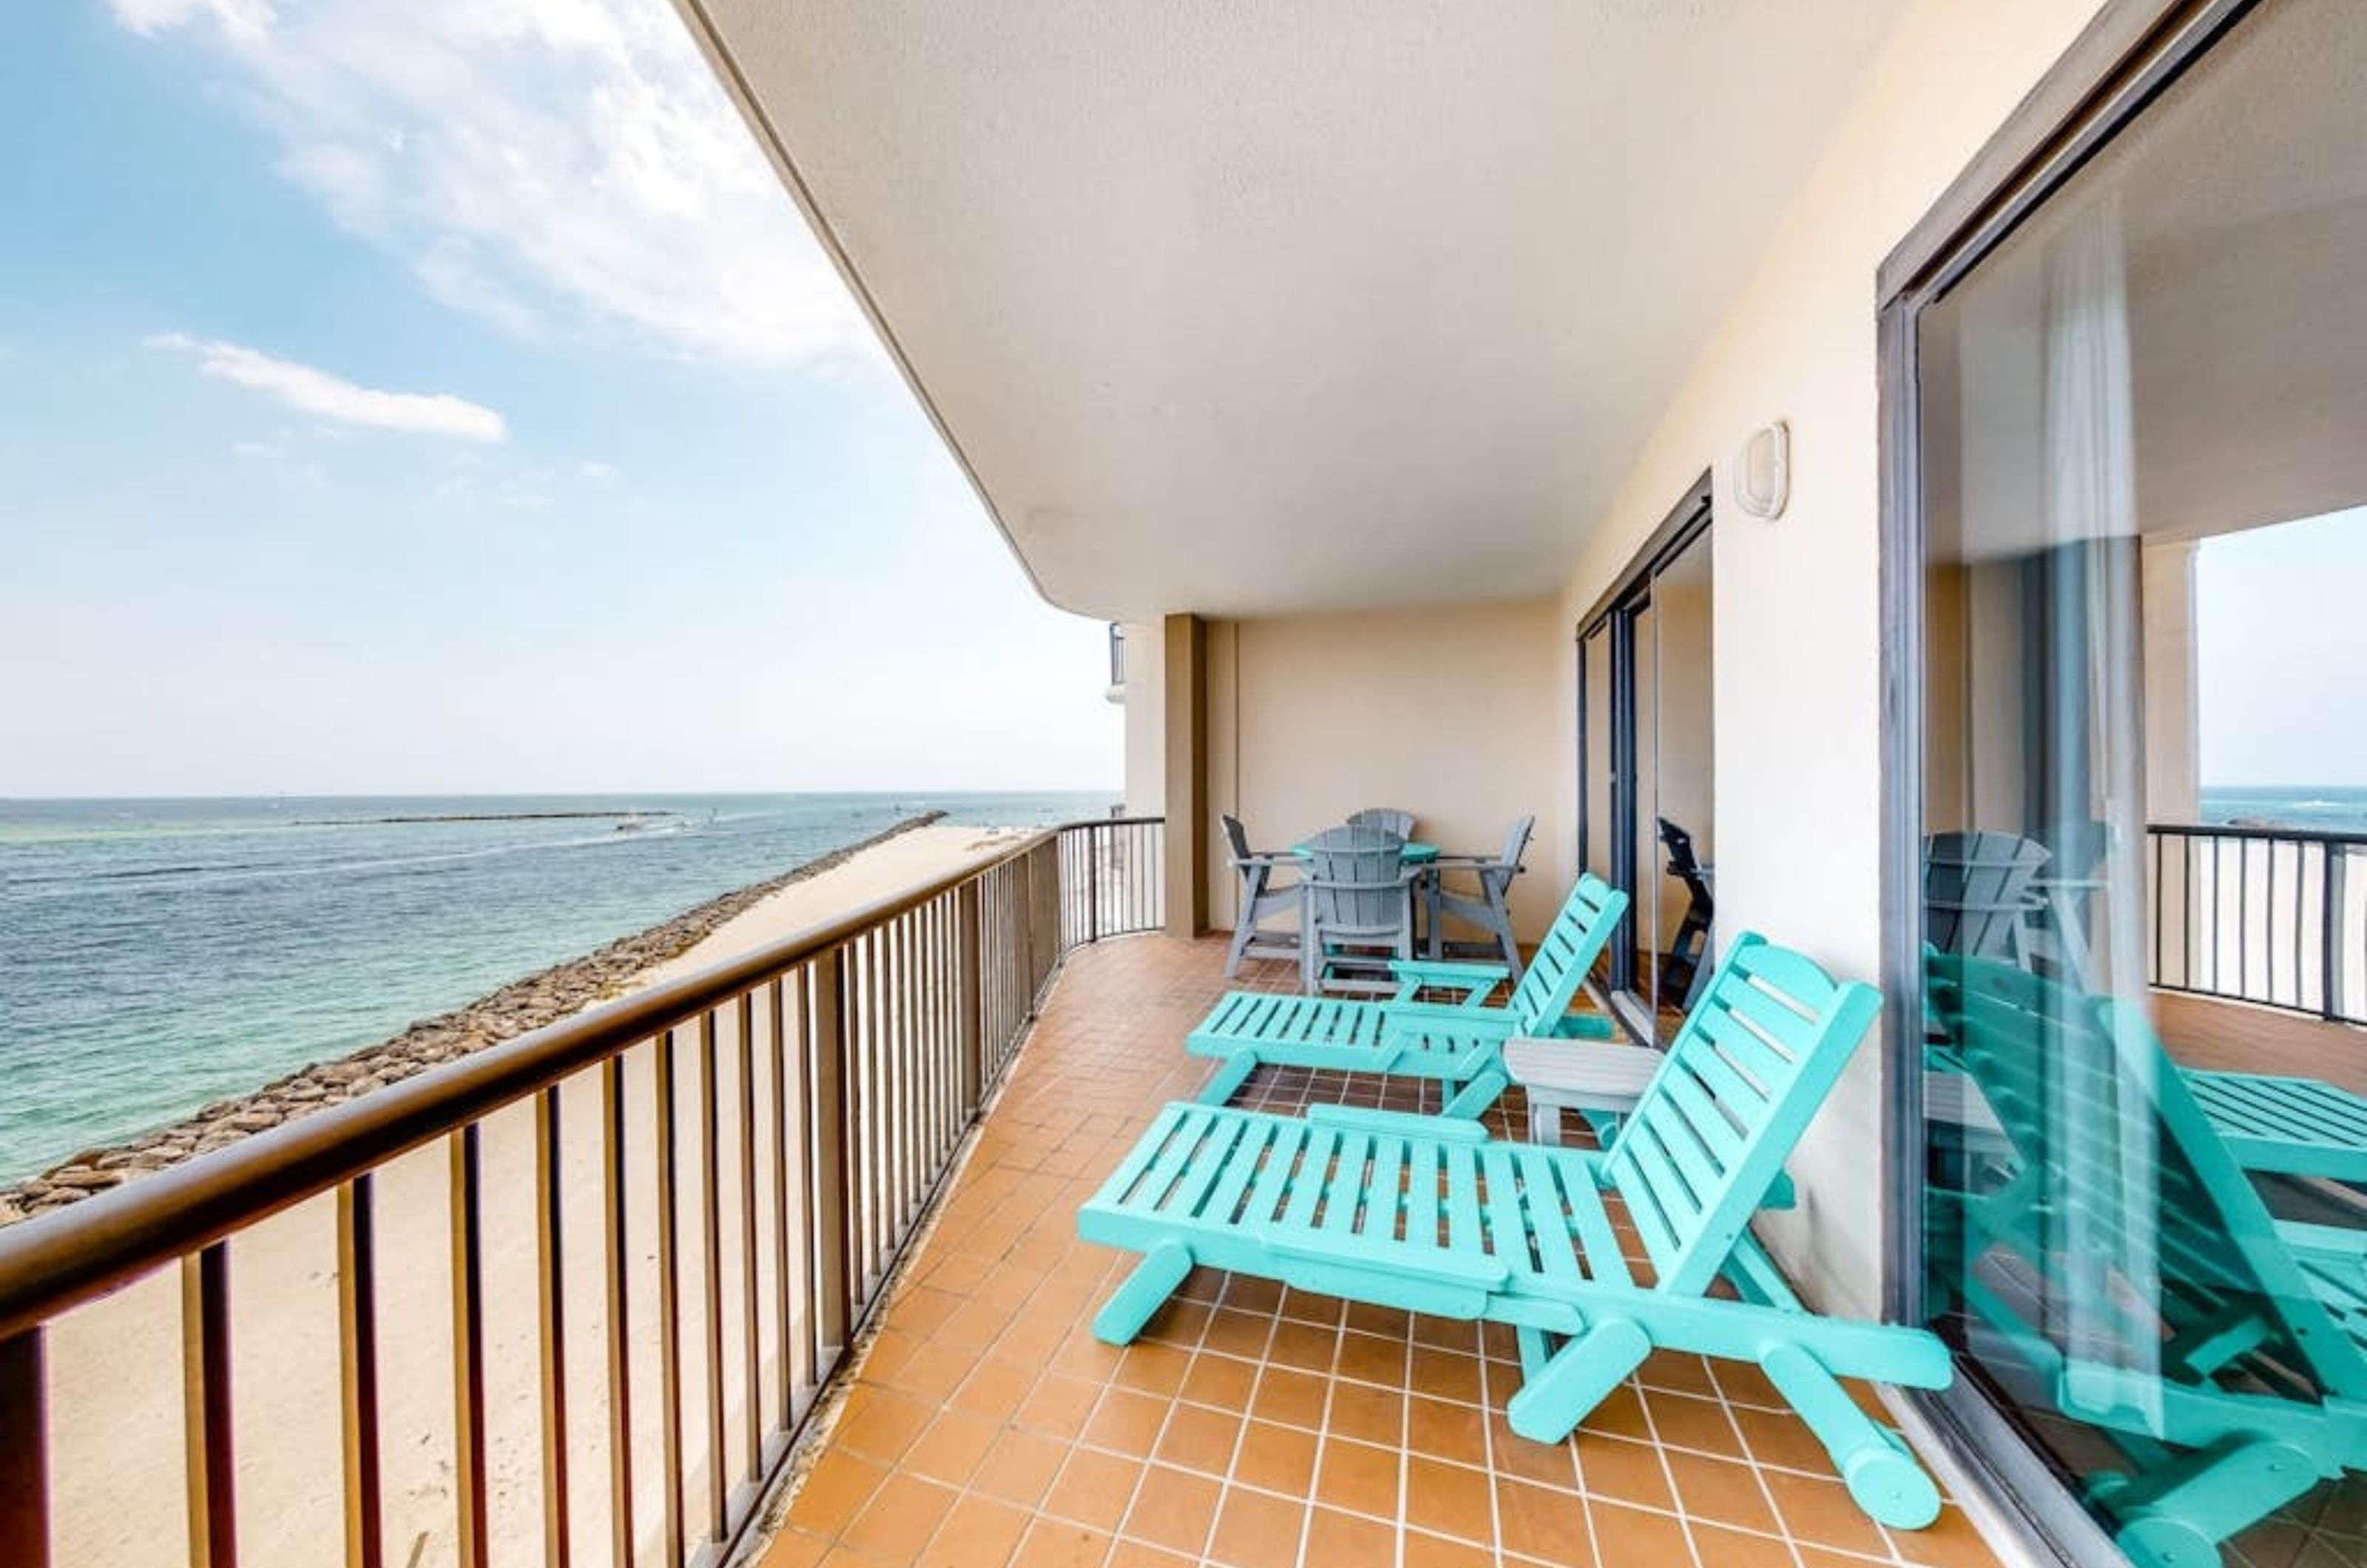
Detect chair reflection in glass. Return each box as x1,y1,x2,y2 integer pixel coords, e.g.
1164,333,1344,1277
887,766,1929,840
1925,953,2367,1568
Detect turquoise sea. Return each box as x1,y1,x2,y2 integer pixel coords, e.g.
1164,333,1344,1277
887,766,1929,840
2200,785,2367,833
0,792,1112,1184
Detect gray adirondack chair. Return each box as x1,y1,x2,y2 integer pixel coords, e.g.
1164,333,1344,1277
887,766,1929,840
1923,831,2051,968
1422,814,1534,979
1220,814,1301,977
1300,826,1419,994
1346,807,1417,840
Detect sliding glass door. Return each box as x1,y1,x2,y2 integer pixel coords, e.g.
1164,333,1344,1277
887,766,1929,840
1578,482,1713,1044
1891,2,2367,1561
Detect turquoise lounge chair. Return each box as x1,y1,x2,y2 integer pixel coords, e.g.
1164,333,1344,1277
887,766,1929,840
1928,955,2367,1568
1084,934,1954,1530
1187,873,1627,1116
1926,1040,2367,1186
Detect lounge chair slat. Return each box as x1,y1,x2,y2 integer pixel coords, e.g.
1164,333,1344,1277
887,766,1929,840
1370,1138,1408,1244
1667,1035,1772,1124
1104,1105,1191,1206
1321,1133,1373,1237
1445,1145,1487,1263
1481,1144,1532,1273
1513,1147,1583,1283
1636,1094,1728,1208
1204,1115,1277,1224
1283,1126,1340,1231
1554,1162,1629,1285
1410,1140,1442,1248
1610,1118,1698,1276
1169,1112,1252,1220
1693,1002,1792,1089
1136,1106,1218,1212
1243,1118,1309,1225
1656,1062,1747,1164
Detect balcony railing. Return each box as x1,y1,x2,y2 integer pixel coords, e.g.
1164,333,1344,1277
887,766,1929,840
1057,815,1166,949
2147,822,2365,1025
0,816,1164,1568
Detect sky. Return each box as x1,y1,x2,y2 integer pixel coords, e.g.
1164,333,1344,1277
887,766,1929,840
0,0,1121,797
2197,506,2367,788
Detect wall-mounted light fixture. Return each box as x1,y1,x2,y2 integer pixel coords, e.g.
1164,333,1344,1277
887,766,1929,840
1735,420,1790,520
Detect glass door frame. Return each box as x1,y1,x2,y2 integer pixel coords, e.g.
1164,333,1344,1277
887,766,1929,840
1576,472,1711,1044
1875,1,2266,1561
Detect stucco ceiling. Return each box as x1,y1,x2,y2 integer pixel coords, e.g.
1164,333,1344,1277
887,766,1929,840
679,2,1914,619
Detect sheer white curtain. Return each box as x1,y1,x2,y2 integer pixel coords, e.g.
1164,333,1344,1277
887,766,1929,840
2036,190,2164,1425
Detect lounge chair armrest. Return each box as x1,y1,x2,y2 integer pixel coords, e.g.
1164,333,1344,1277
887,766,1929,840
1305,1105,1492,1144
1264,1225,1509,1289
1390,959,1510,1004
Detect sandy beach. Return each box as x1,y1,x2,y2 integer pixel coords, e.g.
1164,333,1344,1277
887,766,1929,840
38,822,1041,1568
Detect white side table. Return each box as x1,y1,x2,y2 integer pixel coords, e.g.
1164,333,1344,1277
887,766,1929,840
1502,1036,1662,1144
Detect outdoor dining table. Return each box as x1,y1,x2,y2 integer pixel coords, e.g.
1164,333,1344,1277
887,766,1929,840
1291,839,1440,865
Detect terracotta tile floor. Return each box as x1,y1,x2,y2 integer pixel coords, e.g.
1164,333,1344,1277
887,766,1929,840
756,936,2002,1568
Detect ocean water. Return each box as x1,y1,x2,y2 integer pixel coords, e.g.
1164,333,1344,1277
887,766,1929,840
2200,785,2367,833
0,792,1113,1184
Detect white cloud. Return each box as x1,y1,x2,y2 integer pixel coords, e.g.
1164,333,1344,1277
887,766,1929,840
147,333,507,441
578,460,618,480
109,0,873,368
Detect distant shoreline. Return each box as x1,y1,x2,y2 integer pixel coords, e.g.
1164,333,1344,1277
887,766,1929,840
291,809,678,825
0,809,949,1226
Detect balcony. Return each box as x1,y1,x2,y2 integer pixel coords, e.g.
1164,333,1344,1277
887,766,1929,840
0,818,2002,1568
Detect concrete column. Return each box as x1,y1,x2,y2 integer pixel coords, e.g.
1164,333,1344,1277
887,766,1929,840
1162,614,1209,938
2142,538,2201,824
1118,622,1167,818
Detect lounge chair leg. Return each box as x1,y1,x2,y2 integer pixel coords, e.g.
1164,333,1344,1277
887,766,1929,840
1759,1342,1940,1530
1443,1069,1508,1120
1505,1316,1650,1443
2098,1435,2322,1568
1196,1053,1258,1106
1093,1241,1195,1345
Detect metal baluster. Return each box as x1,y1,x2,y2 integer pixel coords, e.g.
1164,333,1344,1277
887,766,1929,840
1,1328,49,1568
698,1010,726,1544
601,1057,634,1568
2328,843,2350,1023
534,1090,572,1568
812,952,851,1371
183,1244,237,1568
450,1128,489,1568
737,989,761,1486
654,1029,685,1568
337,1178,383,1568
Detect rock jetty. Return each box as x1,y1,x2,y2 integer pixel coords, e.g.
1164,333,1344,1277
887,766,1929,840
0,812,949,1228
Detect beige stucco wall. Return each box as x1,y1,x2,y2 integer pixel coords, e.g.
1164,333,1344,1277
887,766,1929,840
1200,601,1564,943
1551,0,2111,1318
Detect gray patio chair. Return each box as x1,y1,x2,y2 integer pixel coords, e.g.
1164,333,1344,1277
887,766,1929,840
1220,813,1301,977
1300,825,1419,994
1422,814,1534,979
1345,807,1417,840
1923,831,2051,969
